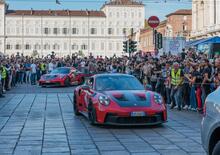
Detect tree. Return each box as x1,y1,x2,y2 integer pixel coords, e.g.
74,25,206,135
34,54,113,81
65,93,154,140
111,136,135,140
78,50,84,57
31,50,39,58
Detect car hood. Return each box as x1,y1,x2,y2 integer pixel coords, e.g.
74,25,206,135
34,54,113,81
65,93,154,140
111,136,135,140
102,90,152,107
43,74,66,80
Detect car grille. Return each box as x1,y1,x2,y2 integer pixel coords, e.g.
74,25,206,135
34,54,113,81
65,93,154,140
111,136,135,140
105,112,164,125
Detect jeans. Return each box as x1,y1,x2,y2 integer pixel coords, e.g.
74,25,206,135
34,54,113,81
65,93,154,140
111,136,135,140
7,75,12,90
182,83,190,106
165,87,171,105
1,78,6,92
25,71,31,84
170,87,177,106
174,86,183,108
18,71,24,83
190,85,197,109
171,86,183,108
31,73,37,85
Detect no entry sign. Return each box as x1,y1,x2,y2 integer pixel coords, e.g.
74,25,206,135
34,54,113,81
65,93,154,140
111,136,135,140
148,16,160,28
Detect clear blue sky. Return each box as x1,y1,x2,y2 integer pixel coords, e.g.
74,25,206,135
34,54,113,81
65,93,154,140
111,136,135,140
5,0,192,20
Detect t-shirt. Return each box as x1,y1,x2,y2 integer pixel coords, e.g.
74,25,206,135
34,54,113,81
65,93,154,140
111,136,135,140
192,71,202,87
48,63,54,71
31,64,37,73
80,61,85,68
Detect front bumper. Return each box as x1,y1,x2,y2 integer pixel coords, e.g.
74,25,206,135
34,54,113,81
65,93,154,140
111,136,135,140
39,80,64,87
103,112,166,126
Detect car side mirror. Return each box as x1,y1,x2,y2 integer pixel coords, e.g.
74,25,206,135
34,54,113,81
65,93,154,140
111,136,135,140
82,85,90,91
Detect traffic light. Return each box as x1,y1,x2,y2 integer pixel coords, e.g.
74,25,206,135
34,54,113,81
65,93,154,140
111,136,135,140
130,41,137,53
157,33,163,49
123,40,137,54
123,40,129,53
154,30,163,49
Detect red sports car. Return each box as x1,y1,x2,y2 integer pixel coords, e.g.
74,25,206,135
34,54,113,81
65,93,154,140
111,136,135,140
39,67,86,87
73,74,167,125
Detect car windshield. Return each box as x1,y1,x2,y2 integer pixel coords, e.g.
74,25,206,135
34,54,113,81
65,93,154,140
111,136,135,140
95,76,144,91
51,68,70,74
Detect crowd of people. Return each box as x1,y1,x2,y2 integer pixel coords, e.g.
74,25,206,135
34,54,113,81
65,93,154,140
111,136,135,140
0,50,220,114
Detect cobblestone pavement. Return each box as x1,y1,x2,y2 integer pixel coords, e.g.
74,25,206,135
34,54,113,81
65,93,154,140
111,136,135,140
0,85,206,155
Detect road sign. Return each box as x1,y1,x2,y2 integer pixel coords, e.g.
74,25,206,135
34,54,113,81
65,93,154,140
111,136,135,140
148,16,160,28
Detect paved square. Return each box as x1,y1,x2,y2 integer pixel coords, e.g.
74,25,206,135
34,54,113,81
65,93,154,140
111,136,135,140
0,85,206,155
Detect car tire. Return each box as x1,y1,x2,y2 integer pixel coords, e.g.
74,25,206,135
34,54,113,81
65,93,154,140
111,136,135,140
73,93,80,116
88,101,96,125
64,78,70,87
212,141,220,155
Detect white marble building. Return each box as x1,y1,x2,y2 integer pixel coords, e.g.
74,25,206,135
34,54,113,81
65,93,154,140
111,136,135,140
0,0,145,57
191,0,220,39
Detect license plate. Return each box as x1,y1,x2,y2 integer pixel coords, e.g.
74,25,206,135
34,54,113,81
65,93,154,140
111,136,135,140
131,112,146,117
46,81,50,83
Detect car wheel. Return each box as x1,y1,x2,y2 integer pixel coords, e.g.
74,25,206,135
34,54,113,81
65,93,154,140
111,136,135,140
88,101,96,125
212,141,220,155
64,78,70,87
73,93,80,116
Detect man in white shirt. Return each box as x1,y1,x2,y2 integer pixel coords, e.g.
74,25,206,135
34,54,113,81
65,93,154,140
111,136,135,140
48,60,55,73
30,61,37,85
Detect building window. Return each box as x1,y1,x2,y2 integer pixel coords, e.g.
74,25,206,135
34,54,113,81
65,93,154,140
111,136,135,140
26,28,29,34
16,28,20,34
7,28,10,34
91,28,97,35
109,43,112,51
101,42,104,50
109,12,112,17
123,28,126,35
72,28,78,34
91,42,95,50
117,12,120,17
15,44,21,50
44,44,50,50
53,44,59,50
54,28,58,34
63,28,68,35
116,43,120,51
34,44,40,50
63,43,67,50
72,44,78,50
108,28,113,35
6,44,11,50
44,28,49,34
25,44,31,50
139,12,142,18
131,12,134,18
81,44,87,50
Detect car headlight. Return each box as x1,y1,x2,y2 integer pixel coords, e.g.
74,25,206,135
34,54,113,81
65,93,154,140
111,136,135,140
154,94,163,105
98,95,110,106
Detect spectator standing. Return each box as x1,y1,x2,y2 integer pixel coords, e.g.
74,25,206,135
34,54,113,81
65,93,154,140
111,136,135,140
30,61,37,85
170,62,184,111
24,60,31,84
182,61,191,110
0,65,4,98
